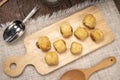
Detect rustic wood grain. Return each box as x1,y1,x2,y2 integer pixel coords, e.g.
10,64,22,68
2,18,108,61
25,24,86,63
70,0,85,6
0,0,119,24
0,0,72,23
0,0,22,23
17,0,72,18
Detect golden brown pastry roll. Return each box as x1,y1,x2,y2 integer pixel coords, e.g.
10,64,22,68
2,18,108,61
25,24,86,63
60,22,73,38
70,42,82,55
83,14,96,29
53,39,67,53
37,36,51,51
45,52,59,66
74,27,88,41
90,29,104,42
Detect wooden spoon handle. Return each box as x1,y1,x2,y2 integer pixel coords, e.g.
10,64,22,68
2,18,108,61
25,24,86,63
3,56,27,77
86,56,116,76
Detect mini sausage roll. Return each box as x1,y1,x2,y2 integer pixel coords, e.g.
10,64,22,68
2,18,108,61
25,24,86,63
90,29,104,42
83,14,96,29
60,22,73,38
74,27,88,41
70,42,82,55
45,52,59,66
53,39,67,53
37,36,51,51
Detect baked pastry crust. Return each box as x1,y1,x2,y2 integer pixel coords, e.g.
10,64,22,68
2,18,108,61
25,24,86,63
37,36,51,51
60,22,73,38
45,52,59,66
74,27,88,41
53,39,67,53
90,29,104,42
83,14,96,29
70,42,82,55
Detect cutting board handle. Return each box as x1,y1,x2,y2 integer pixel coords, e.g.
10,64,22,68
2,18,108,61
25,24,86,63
3,53,43,77
3,55,28,77
3,56,26,77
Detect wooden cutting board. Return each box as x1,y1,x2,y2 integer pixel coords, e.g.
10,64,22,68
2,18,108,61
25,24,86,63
3,6,114,77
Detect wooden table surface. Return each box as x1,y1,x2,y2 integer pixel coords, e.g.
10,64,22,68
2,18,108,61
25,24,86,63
0,0,120,24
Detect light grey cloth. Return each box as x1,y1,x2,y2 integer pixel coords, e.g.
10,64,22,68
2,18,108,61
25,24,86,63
0,0,120,80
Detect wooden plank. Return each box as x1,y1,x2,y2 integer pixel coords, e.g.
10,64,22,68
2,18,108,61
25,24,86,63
3,6,114,77
0,0,72,23
0,0,22,23
0,0,120,24
70,0,85,6
17,0,72,19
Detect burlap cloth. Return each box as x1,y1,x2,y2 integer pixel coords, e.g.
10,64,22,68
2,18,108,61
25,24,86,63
0,0,120,80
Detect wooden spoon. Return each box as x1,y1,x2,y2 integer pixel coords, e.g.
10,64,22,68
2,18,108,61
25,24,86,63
60,56,116,80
